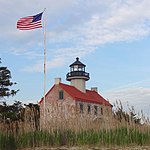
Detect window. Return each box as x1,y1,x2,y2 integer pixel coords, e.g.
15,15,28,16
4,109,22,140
79,103,84,113
87,105,91,114
73,65,78,71
101,107,103,115
59,90,64,100
94,106,98,115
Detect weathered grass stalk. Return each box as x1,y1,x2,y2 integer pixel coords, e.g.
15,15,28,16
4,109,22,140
1,126,150,149
0,101,150,149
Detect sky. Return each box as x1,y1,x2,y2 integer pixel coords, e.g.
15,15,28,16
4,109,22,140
0,0,150,115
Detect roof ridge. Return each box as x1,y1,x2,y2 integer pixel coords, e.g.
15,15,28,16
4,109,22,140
39,82,112,107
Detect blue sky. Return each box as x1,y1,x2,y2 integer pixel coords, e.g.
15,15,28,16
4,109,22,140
0,0,150,115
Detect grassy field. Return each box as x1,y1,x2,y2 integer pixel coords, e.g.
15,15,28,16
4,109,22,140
0,126,150,150
0,101,150,150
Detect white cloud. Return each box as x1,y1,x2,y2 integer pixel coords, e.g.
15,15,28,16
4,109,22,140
21,46,96,73
9,47,43,59
44,0,150,58
103,79,150,114
1,0,150,72
2,0,150,111
21,57,66,73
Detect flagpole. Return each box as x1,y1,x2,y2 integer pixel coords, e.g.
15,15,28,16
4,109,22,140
43,8,46,128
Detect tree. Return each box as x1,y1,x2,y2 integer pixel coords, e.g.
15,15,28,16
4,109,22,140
0,101,24,122
0,59,19,98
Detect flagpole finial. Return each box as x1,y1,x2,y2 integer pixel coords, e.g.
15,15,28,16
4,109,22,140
43,8,46,12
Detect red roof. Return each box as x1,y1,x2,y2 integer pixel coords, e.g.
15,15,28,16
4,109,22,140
39,83,112,106
59,83,111,106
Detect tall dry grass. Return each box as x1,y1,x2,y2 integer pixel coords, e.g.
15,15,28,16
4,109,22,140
0,100,150,149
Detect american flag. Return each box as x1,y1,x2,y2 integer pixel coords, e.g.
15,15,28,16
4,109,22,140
17,12,43,30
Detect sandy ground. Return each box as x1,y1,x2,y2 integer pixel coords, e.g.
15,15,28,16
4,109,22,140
21,146,150,150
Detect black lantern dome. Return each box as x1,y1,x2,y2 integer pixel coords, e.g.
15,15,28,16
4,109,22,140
66,57,90,81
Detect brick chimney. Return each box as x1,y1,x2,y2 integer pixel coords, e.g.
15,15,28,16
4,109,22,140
91,87,98,92
55,78,61,84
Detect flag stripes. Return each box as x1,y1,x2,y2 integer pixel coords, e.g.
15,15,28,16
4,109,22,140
17,12,43,30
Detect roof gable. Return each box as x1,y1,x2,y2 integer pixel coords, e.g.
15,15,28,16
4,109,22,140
38,85,55,104
39,83,112,107
59,83,112,106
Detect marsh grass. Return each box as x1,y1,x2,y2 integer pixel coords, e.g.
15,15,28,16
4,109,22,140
0,101,150,149
0,126,150,149
0,132,16,150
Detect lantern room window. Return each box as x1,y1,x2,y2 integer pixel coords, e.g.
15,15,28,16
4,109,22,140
66,57,90,81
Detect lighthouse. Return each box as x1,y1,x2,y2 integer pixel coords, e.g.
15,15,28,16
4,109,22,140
66,57,90,93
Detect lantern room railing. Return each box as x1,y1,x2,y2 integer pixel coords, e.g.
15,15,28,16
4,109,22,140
66,71,90,79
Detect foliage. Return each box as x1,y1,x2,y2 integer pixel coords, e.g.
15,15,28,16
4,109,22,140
0,101,23,122
0,59,19,99
0,127,150,149
0,132,16,150
0,101,40,124
0,99,149,149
